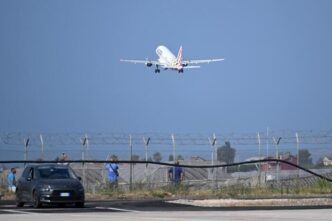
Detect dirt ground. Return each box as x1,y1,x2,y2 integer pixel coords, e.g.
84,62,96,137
168,198,332,207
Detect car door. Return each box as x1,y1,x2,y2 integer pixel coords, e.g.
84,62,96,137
25,167,37,202
17,166,31,202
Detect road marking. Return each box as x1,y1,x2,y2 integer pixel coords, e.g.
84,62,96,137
95,206,141,213
1,209,40,214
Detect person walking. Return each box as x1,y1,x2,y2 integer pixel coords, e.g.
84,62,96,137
105,158,119,191
7,168,17,192
168,160,184,185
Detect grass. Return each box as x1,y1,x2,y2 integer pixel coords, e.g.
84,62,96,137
3,179,332,201
92,179,332,199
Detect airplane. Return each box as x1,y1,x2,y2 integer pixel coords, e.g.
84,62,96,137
120,45,224,73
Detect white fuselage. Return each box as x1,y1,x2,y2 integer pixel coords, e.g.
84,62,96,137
155,45,178,68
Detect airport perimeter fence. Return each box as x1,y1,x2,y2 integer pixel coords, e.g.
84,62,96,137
1,130,332,195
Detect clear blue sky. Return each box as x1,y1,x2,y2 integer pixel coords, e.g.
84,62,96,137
1,0,332,134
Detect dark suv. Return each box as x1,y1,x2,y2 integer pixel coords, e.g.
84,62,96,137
16,164,85,208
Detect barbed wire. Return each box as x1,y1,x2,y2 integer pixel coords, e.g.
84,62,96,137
1,129,332,147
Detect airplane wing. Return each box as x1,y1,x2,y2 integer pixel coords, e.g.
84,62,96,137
120,59,161,65
182,58,224,65
183,65,200,69
160,65,201,69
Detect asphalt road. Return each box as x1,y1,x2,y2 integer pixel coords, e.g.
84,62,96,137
1,200,332,221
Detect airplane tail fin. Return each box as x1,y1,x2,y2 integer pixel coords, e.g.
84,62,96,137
176,46,183,66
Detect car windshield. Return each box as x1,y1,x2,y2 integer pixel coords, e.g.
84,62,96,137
38,167,73,179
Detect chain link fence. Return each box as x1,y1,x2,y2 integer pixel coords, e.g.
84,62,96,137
1,130,332,195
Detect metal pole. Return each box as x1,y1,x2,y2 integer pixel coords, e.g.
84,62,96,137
40,134,44,160
129,134,133,191
85,134,89,160
266,127,269,157
213,134,217,188
273,137,281,185
24,138,29,166
257,132,261,186
143,137,150,183
296,132,300,177
266,127,269,177
81,136,87,189
208,134,217,181
171,134,176,162
171,134,176,184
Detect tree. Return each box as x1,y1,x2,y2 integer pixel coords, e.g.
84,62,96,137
153,152,162,162
168,154,174,161
176,155,184,160
109,154,119,161
131,154,140,161
217,141,236,164
299,149,313,167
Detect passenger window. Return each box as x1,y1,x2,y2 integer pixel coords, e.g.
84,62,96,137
28,168,34,179
22,167,31,178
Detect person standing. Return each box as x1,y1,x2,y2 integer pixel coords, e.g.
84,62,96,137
7,168,17,192
105,158,119,191
168,160,184,185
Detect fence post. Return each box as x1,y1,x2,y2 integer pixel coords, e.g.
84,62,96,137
129,134,133,191
208,134,217,187
81,135,88,190
296,132,300,177
40,134,44,160
143,137,150,184
24,138,29,167
257,132,261,186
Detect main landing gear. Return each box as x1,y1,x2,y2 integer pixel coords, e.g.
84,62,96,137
155,64,161,73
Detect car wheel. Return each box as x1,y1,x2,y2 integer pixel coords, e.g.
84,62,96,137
16,201,24,207
15,190,24,207
33,191,42,208
75,202,84,208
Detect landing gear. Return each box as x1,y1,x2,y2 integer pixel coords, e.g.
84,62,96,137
178,69,184,73
155,64,160,73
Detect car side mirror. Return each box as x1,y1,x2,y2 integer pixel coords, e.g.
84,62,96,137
77,176,82,181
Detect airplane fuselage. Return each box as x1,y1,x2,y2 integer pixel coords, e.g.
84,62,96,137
156,46,181,71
